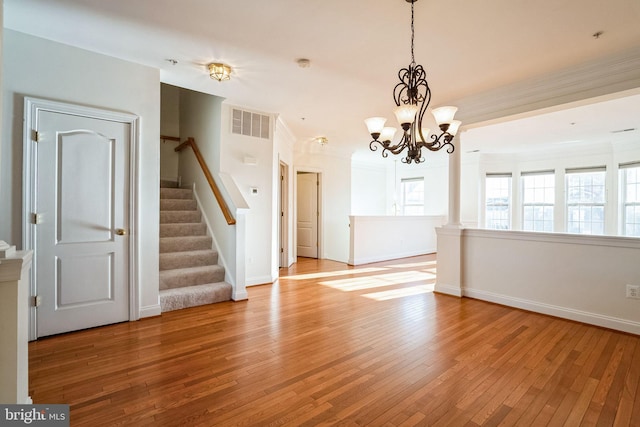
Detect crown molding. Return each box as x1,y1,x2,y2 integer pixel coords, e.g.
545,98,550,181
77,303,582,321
454,47,640,127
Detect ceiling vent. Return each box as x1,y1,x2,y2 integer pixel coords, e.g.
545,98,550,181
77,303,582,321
232,108,270,139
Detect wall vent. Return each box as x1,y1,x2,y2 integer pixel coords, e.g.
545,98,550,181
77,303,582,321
232,108,270,139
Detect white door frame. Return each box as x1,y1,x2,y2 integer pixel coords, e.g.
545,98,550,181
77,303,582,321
294,168,323,260
279,161,290,268
23,97,140,340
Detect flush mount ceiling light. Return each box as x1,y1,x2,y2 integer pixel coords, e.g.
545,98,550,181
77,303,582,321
365,0,461,164
315,136,328,146
208,63,232,82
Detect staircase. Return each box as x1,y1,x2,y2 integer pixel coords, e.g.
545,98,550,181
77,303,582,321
159,181,232,312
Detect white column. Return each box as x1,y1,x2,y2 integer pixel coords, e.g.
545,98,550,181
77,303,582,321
446,141,462,228
0,243,33,404
436,134,464,297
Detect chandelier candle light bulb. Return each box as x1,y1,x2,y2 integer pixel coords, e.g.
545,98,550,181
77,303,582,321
365,0,461,164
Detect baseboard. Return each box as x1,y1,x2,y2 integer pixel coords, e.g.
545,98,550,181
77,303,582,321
232,289,248,301
464,288,640,335
246,275,275,286
348,249,436,266
139,304,162,318
434,283,463,297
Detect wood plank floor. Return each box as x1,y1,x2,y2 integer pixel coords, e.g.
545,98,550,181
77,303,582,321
29,255,640,426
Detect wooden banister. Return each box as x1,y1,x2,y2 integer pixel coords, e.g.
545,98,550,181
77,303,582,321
175,137,236,225
160,135,181,142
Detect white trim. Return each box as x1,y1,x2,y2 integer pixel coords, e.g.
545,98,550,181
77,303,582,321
139,304,161,318
463,228,640,249
434,283,463,297
23,97,141,338
349,250,436,266
246,275,275,286
464,288,640,336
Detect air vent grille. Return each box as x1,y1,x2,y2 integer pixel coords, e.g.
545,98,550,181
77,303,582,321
232,108,270,139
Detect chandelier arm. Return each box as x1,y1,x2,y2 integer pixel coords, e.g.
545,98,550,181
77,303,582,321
423,133,456,153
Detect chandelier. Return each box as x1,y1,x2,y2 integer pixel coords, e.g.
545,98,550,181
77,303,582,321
365,0,461,164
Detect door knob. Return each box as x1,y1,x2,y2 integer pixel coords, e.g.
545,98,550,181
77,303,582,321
115,228,127,236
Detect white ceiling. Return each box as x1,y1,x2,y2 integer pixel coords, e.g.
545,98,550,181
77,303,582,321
4,0,640,157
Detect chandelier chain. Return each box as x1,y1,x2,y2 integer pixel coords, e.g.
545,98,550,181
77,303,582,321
410,1,415,64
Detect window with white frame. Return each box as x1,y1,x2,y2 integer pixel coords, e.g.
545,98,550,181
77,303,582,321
620,162,640,237
566,167,606,235
400,177,424,215
485,174,511,230
522,171,555,232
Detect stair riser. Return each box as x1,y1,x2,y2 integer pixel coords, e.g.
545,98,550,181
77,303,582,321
160,211,201,224
160,188,193,200
160,237,212,253
159,267,226,290
160,252,218,271
160,199,197,211
160,223,207,238
160,283,232,312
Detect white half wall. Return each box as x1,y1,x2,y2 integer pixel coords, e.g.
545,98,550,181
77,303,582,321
1,30,161,317
349,215,445,265
461,229,640,334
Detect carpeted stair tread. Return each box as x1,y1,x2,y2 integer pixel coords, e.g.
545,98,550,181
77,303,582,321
160,249,218,271
160,180,180,188
160,210,201,224
160,187,193,200
160,265,226,290
160,235,212,253
160,282,232,312
160,222,207,238
160,198,197,211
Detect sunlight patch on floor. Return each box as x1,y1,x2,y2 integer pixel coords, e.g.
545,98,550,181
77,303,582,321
281,267,388,280
319,271,436,292
362,284,435,301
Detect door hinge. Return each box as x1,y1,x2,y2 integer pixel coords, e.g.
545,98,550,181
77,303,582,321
31,213,43,224
280,248,284,254
32,295,42,307
32,130,40,142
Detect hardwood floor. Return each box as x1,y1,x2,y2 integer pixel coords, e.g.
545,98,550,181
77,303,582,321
29,255,640,426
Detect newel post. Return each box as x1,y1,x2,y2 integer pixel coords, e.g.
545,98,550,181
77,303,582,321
0,242,34,404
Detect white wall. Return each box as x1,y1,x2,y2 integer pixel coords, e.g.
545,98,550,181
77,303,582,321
295,151,351,263
220,104,275,285
273,117,296,269
176,88,242,285
461,229,640,334
351,154,450,217
160,84,180,182
351,161,388,215
1,30,161,316
349,215,445,265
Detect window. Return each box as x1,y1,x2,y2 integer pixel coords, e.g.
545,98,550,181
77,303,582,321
485,174,511,229
400,178,424,215
621,162,640,237
522,171,555,232
566,167,606,235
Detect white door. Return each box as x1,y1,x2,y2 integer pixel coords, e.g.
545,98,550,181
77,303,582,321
297,172,318,258
34,110,130,337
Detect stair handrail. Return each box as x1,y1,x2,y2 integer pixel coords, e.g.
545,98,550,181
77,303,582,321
175,137,236,225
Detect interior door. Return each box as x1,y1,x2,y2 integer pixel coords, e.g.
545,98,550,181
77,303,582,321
34,110,130,337
297,172,318,258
